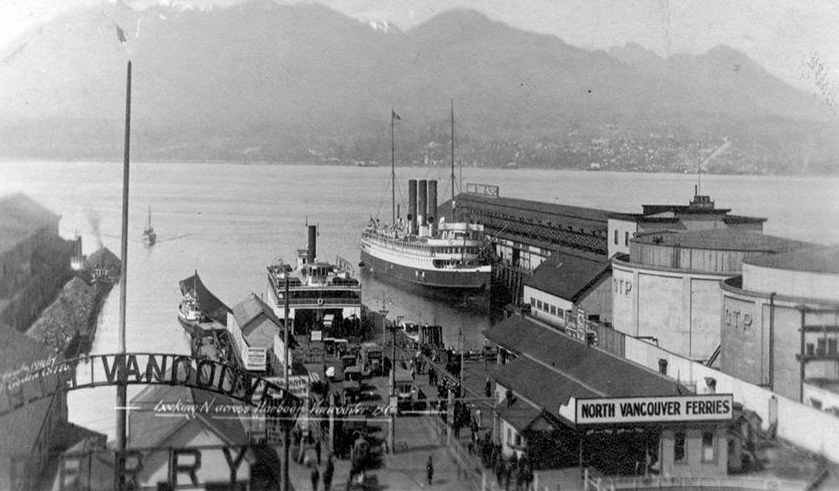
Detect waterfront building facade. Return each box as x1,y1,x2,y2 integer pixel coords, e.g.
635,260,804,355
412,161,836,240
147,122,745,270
720,246,839,407
611,229,811,360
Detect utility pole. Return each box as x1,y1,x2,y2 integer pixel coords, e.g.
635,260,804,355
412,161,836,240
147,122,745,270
379,291,389,343
282,275,290,491
388,315,396,454
459,325,464,398
115,60,131,491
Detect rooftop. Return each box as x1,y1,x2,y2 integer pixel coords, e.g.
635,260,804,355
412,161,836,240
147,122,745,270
743,245,839,275
129,383,248,448
495,399,550,433
232,293,283,332
523,249,611,302
634,229,813,252
0,193,60,255
448,193,611,228
484,316,689,403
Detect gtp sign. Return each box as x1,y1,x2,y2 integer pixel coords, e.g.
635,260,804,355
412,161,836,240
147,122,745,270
575,394,733,425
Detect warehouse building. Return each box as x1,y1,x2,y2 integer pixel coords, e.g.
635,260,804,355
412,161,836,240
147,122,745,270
720,245,839,407
611,229,811,360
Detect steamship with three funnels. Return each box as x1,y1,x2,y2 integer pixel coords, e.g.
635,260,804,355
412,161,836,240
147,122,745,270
266,225,362,334
360,105,491,290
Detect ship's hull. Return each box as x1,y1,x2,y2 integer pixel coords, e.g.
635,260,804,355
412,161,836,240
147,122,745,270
177,314,200,337
360,249,489,290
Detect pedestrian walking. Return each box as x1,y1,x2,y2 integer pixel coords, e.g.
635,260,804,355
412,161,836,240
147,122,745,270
323,455,334,491
310,464,320,491
426,455,434,486
316,438,322,465
485,378,492,398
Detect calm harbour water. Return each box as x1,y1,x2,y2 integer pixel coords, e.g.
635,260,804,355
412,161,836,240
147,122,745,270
2,161,838,440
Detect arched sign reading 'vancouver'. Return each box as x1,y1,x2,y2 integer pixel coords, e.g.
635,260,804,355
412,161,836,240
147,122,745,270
0,352,300,417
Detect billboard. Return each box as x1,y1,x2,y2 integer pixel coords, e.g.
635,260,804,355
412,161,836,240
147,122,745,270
466,183,500,197
575,394,733,425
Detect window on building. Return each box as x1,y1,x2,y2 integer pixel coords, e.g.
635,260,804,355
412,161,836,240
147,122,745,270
614,230,619,245
674,431,686,462
515,434,522,447
530,297,535,308
550,305,557,315
806,343,815,355
536,300,542,310
829,339,838,354
507,429,512,445
817,338,827,355
543,302,549,312
625,231,629,246
702,431,715,462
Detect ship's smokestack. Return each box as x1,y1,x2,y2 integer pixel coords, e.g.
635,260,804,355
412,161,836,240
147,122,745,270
428,180,437,224
418,180,427,227
408,179,417,234
307,225,317,263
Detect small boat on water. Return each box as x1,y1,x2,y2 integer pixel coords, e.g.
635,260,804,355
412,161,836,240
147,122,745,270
177,271,230,337
142,206,157,247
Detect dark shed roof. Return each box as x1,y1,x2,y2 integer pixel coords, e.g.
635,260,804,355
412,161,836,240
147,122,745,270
484,316,688,401
447,194,611,229
232,293,282,335
523,250,611,301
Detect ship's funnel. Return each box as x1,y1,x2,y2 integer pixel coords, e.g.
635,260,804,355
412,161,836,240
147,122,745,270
408,179,417,234
418,180,427,227
307,225,317,263
428,180,437,225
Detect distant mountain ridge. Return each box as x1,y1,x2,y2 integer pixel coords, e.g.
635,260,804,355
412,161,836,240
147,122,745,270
0,0,833,170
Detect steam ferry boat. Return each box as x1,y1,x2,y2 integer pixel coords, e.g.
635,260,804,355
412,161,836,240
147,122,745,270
359,103,491,290
266,225,362,335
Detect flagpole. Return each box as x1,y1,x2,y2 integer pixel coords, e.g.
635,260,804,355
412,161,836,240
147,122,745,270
116,59,131,490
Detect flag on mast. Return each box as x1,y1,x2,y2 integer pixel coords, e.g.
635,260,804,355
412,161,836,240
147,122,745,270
392,109,401,121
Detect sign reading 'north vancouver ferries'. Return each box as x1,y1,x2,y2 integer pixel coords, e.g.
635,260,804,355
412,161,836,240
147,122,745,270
575,394,734,425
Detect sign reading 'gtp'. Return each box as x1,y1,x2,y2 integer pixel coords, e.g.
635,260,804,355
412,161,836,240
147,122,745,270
575,394,733,425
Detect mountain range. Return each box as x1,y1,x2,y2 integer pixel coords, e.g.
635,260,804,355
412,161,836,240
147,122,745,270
0,0,835,171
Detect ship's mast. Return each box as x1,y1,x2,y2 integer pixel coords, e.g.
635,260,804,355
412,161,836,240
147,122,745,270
450,99,456,221
697,139,702,197
391,108,396,225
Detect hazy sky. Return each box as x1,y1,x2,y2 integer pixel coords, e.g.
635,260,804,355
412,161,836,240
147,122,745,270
3,0,838,91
